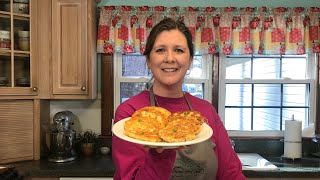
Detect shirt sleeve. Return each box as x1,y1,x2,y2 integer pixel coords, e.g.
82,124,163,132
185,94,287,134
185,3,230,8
112,102,177,180
211,109,246,180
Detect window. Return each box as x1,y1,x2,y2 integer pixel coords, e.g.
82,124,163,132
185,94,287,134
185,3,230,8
113,53,212,112
101,53,319,137
219,54,317,135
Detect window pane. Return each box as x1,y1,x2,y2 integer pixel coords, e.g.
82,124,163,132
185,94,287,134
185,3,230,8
252,57,280,79
225,108,251,130
282,56,307,79
120,82,147,103
187,55,207,79
122,55,149,77
282,108,309,129
225,84,252,106
225,57,251,79
183,83,204,99
223,55,312,131
283,84,309,106
253,108,280,130
254,84,281,106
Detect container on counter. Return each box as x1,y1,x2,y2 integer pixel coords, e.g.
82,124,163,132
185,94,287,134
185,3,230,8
0,30,11,50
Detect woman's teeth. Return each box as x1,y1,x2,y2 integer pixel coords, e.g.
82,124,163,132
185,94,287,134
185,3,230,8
162,68,176,72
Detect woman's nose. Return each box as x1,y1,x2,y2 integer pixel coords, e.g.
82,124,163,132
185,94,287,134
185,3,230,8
164,50,175,63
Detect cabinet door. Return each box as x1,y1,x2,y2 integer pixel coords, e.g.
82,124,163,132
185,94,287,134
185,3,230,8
0,0,39,97
0,100,34,163
51,0,97,99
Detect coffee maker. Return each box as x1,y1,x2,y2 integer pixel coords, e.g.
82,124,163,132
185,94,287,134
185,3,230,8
48,110,77,163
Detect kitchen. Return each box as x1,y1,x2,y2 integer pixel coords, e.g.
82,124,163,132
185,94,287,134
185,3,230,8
1,0,320,179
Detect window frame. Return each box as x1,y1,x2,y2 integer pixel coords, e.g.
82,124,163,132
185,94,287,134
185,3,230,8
113,53,213,112
100,53,320,138
219,54,318,137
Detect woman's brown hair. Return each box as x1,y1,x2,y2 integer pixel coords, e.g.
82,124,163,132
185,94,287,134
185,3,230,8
143,18,194,60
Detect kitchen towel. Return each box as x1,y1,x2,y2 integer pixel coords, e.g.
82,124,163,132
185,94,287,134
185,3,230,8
283,118,302,159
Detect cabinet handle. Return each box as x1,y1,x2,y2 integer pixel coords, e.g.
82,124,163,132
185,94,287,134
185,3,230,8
81,86,86,91
32,87,38,91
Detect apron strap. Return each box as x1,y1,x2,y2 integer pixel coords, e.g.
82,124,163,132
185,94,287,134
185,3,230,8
149,86,156,106
149,85,193,110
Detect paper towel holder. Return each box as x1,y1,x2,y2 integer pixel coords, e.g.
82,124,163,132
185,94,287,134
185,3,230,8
280,139,302,161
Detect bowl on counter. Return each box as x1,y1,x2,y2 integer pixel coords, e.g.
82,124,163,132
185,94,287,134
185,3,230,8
100,146,110,155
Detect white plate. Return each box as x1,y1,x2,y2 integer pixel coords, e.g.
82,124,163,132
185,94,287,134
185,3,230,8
112,117,213,148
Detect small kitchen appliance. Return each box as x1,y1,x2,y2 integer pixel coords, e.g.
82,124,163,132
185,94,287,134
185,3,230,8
48,110,77,163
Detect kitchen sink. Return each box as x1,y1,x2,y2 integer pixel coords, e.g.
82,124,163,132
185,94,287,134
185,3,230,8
237,153,278,171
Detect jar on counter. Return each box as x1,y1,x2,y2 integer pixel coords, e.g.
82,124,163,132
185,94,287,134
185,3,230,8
0,30,11,50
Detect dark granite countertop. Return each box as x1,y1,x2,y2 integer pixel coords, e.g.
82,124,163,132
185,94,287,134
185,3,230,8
13,155,115,178
243,156,320,178
7,154,320,178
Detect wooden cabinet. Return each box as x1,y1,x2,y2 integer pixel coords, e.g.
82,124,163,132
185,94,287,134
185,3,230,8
0,0,39,98
0,0,97,99
0,99,49,163
51,0,97,99
0,0,97,164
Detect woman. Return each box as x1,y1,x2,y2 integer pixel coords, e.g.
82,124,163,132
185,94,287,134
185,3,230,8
112,18,246,180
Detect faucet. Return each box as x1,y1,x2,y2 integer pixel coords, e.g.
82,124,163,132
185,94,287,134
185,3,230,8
230,139,235,151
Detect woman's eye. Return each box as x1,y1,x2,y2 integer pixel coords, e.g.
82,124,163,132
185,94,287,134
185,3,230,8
155,48,165,52
175,49,184,53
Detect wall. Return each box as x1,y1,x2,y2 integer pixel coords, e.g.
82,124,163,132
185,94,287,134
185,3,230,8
50,0,320,134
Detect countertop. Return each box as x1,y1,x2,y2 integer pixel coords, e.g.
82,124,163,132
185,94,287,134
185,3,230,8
8,154,320,178
243,155,320,178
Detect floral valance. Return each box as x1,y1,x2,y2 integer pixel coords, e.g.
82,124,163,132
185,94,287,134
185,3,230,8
97,6,320,55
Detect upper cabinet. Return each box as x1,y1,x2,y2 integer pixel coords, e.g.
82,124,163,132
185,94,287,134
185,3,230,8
51,0,97,99
0,0,97,99
0,0,39,97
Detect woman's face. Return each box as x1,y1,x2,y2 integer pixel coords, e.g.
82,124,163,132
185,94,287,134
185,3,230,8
147,29,191,88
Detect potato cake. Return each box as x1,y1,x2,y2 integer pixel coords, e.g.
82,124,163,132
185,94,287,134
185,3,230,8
124,107,206,143
158,111,205,142
124,106,171,142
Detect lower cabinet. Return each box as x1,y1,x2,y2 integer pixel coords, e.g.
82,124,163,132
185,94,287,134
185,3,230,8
0,99,50,164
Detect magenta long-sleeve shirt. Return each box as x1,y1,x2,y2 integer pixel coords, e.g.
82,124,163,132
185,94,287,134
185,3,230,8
112,90,246,180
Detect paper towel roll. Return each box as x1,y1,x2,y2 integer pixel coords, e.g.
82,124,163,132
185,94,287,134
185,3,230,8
284,142,302,159
284,120,302,142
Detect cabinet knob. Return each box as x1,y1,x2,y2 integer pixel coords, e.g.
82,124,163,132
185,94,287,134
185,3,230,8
81,86,86,91
32,87,38,91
